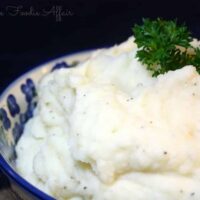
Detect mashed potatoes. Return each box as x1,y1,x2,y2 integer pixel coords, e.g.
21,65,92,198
16,37,200,200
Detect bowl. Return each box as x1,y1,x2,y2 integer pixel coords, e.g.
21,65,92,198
0,50,94,200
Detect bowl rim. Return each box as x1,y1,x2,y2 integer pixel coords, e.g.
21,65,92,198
0,48,100,200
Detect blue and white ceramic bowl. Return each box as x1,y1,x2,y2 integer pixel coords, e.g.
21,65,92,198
0,50,93,200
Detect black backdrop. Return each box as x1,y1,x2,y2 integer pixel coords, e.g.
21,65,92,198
1,0,200,92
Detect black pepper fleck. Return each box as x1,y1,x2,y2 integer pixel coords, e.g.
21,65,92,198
137,83,143,87
83,186,87,190
163,151,168,155
191,192,195,196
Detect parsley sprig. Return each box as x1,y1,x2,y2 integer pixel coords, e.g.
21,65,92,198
132,18,200,76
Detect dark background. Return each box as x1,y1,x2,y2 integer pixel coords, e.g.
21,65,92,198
1,0,200,92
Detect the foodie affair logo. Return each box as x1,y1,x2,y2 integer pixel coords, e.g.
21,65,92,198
0,5,74,22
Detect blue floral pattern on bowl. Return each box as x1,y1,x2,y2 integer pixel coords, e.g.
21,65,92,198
0,50,93,200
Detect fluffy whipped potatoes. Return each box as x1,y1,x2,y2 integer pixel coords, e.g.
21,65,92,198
16,37,200,200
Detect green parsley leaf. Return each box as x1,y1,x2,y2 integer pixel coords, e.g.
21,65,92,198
132,18,200,76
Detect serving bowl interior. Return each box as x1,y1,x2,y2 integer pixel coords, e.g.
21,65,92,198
0,50,93,200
